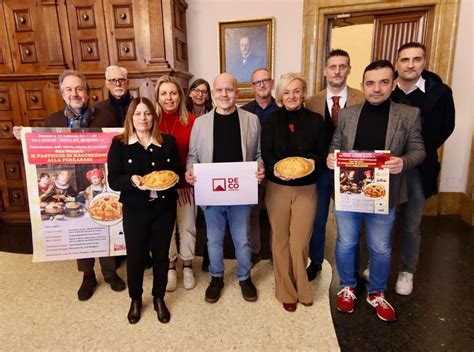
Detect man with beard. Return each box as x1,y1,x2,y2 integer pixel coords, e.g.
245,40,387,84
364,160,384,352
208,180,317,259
305,49,365,280
95,65,133,126
13,70,125,301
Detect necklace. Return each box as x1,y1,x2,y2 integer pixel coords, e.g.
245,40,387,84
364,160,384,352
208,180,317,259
162,116,179,136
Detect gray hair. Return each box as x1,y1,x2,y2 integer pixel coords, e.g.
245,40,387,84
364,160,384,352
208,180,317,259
105,65,128,79
58,70,90,93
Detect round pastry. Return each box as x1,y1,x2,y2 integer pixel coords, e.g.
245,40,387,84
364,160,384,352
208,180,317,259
274,157,314,179
45,202,64,214
141,170,179,190
88,194,122,221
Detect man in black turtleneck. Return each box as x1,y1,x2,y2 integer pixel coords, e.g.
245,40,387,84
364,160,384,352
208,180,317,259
95,65,133,126
328,60,425,322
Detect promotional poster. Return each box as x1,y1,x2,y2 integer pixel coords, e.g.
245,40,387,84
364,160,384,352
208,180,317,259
334,150,391,214
21,127,126,262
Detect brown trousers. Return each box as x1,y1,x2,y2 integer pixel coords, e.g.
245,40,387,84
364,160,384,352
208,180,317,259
265,181,317,304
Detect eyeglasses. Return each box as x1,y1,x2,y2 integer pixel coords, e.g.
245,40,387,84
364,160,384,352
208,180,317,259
192,88,208,95
107,78,127,85
251,78,272,86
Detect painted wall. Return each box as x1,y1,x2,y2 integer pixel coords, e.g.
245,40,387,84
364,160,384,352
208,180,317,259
331,23,374,89
186,0,304,85
439,0,473,194
186,0,472,194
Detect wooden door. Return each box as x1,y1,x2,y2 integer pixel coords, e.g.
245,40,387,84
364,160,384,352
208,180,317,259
65,0,110,71
2,0,68,73
372,7,434,64
102,0,147,71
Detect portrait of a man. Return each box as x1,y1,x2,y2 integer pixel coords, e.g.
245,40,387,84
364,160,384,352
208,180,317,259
219,18,274,84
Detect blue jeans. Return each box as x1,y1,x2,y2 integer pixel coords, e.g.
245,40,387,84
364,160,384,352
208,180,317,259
335,208,396,293
204,205,252,281
399,168,425,273
309,169,333,265
309,169,360,270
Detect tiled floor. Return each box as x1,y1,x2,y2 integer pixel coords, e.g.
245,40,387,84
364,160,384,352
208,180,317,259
0,214,472,351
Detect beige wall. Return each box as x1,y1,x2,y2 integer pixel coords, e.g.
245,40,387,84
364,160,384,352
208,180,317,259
331,23,374,89
186,0,304,86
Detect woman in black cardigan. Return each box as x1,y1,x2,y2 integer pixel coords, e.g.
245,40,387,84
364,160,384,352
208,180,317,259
107,97,182,324
261,73,327,312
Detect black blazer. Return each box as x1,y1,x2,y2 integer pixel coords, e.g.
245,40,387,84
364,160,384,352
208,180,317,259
107,134,183,208
261,107,327,186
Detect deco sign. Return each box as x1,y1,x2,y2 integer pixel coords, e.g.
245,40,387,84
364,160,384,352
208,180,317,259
212,177,240,192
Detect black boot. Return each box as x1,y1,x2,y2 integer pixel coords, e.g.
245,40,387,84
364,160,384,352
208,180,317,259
153,297,170,324
127,299,142,324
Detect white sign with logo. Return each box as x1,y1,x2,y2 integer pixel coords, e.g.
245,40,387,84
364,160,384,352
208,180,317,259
193,161,258,206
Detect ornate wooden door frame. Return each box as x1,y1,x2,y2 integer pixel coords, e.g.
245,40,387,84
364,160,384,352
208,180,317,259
302,0,460,95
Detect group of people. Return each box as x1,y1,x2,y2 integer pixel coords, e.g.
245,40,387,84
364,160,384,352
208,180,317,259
14,40,454,325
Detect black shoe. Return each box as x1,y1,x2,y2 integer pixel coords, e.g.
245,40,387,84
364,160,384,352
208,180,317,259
77,275,97,301
251,253,262,267
306,262,322,282
205,276,224,303
153,297,170,324
127,299,142,324
105,273,126,292
239,277,257,302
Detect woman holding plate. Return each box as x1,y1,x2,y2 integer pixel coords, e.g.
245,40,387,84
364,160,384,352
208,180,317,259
155,75,198,291
261,73,327,312
107,97,182,324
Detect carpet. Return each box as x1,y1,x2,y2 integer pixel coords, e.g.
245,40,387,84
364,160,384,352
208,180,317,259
0,252,339,351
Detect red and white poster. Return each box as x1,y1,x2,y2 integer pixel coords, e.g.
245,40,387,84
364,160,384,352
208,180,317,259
193,161,258,206
21,127,126,262
334,150,391,214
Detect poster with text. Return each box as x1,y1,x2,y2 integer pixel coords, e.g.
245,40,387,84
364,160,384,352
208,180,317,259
21,127,126,262
334,150,391,214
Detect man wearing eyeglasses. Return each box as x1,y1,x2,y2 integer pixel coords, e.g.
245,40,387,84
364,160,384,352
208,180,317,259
305,49,365,281
185,73,265,304
242,68,277,265
13,70,125,301
95,65,133,126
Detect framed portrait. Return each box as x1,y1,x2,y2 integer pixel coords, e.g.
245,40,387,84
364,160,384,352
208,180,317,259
218,17,275,102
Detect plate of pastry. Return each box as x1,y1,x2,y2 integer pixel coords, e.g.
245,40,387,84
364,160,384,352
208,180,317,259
140,170,179,191
274,157,314,179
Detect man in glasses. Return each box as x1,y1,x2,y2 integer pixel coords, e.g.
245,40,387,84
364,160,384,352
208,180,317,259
95,65,133,126
242,68,277,265
185,73,265,304
305,49,365,281
13,70,125,301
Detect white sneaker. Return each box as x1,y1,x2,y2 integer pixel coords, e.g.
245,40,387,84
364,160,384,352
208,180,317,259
395,271,414,295
166,269,177,292
362,267,370,281
183,267,195,290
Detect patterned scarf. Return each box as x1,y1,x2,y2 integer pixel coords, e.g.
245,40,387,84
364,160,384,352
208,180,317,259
64,105,95,128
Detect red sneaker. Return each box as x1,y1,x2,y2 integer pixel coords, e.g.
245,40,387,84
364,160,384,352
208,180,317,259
336,287,356,313
366,292,397,322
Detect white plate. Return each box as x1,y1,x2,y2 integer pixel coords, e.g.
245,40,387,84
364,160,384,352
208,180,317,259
87,191,122,226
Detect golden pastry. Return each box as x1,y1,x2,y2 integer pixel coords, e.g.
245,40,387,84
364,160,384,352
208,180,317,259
141,170,179,190
363,183,386,198
274,157,313,179
88,195,122,221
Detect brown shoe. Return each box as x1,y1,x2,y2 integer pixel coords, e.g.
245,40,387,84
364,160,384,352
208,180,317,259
300,301,313,307
283,303,297,312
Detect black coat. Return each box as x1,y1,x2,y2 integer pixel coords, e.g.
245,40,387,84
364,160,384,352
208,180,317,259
261,107,327,186
107,134,183,208
391,70,455,198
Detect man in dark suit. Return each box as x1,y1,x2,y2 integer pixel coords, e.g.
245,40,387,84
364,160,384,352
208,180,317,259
14,70,126,301
390,42,455,296
328,60,425,322
95,65,133,126
305,49,365,280
228,36,265,83
241,68,278,264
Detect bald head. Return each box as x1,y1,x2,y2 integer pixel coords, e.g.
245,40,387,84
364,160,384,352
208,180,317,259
212,73,238,114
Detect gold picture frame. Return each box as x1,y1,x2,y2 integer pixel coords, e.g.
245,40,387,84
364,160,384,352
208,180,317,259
218,17,275,102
